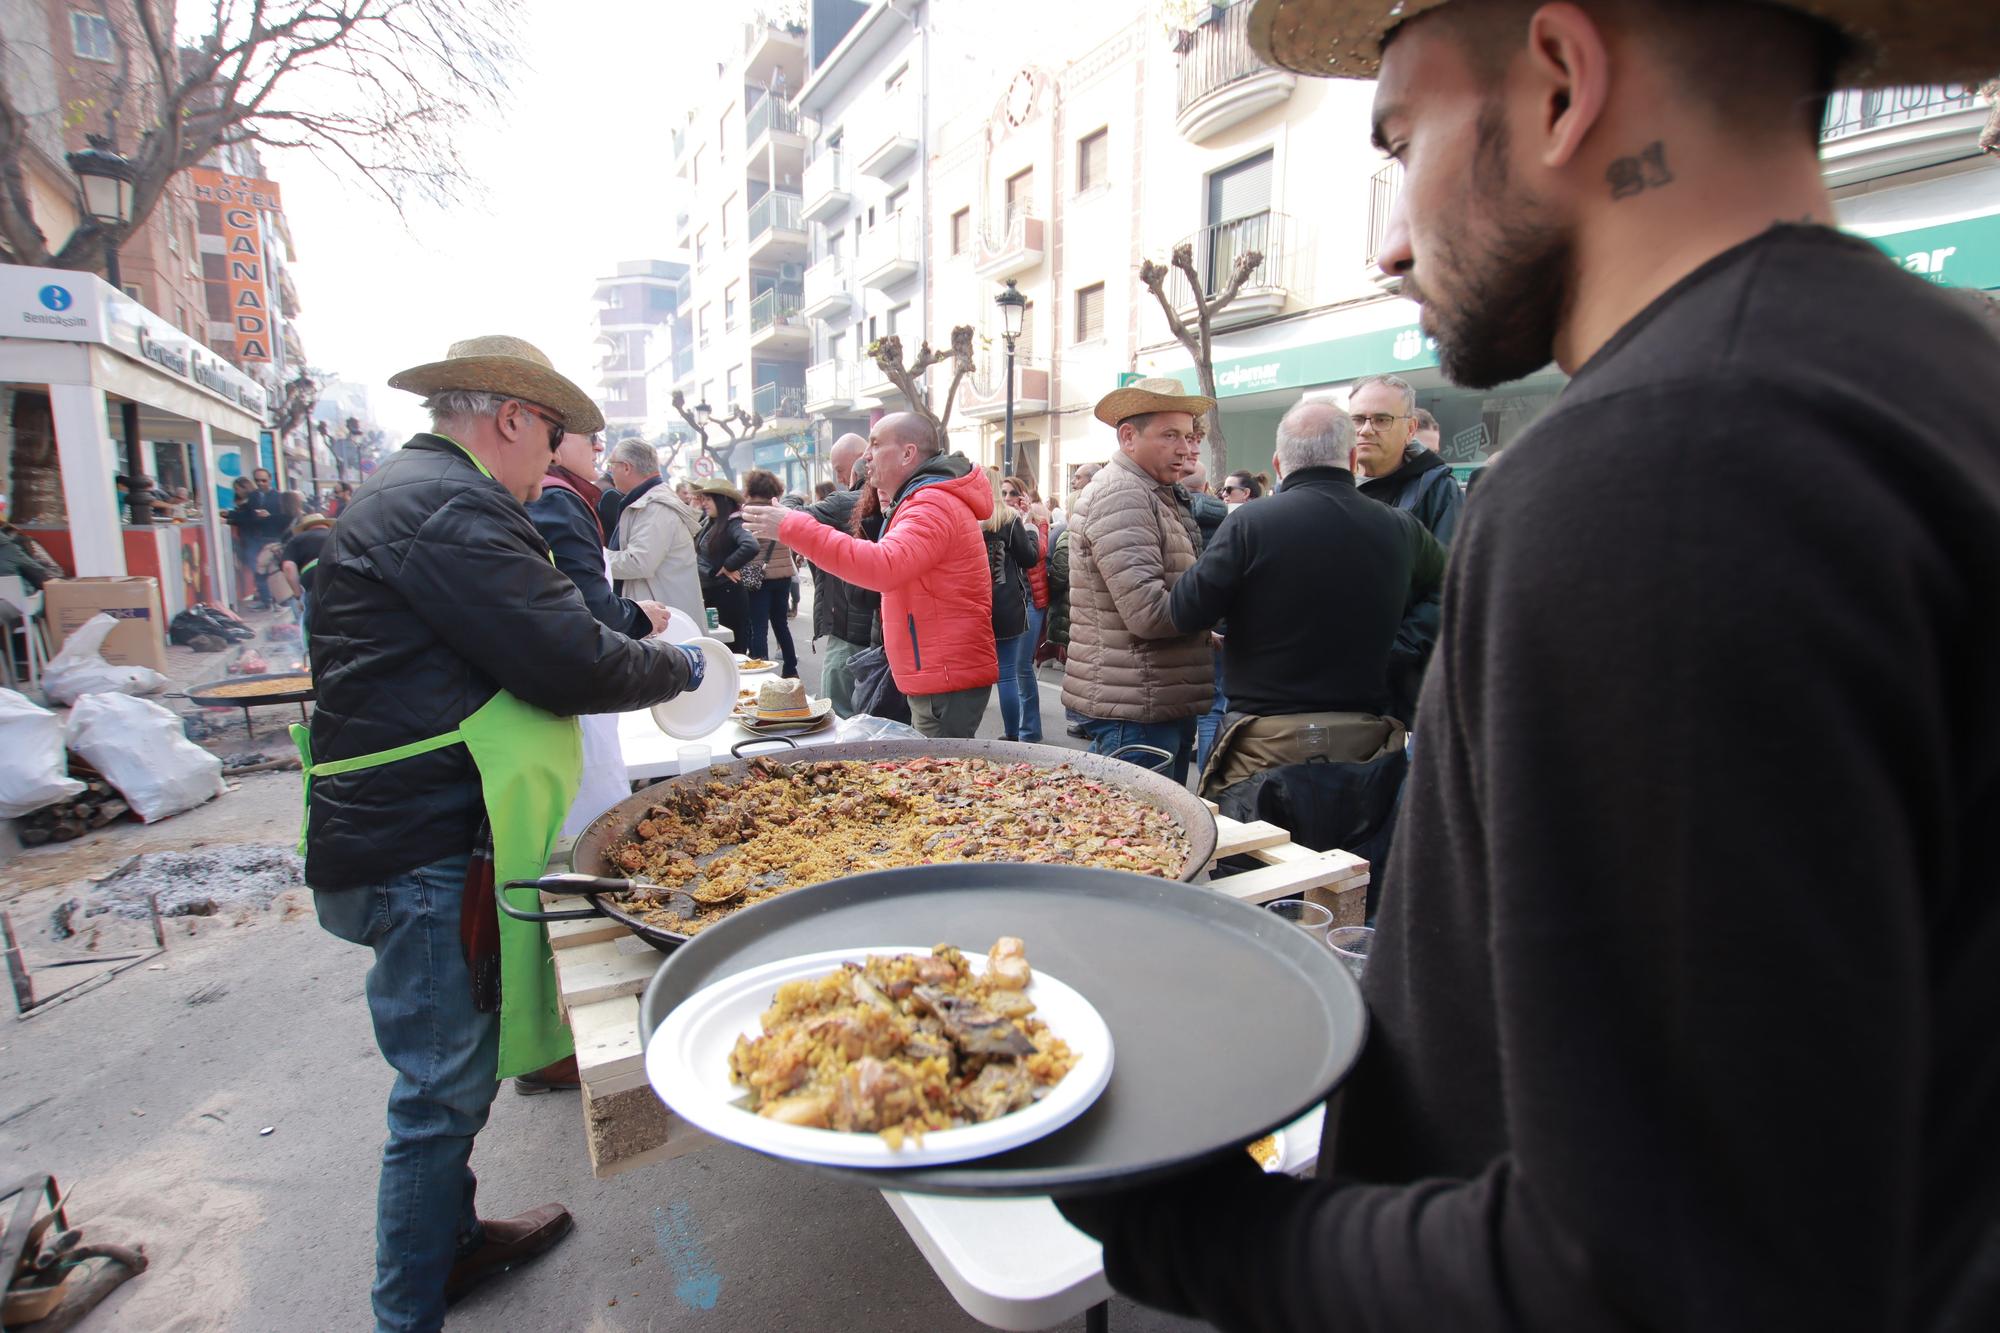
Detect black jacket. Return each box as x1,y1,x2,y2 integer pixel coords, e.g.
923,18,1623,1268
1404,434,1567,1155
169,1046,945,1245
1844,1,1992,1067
596,483,627,539
985,516,1041,640
696,512,759,587
525,483,651,639
1358,446,1463,544
1187,490,1228,548
804,486,882,646
304,434,693,889
1167,466,1444,717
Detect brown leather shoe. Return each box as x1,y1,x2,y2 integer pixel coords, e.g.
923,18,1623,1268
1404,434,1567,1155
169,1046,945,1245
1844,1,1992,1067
513,1054,581,1095
444,1203,574,1305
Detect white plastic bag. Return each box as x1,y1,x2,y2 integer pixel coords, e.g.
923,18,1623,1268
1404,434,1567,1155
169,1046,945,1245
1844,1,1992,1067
42,613,170,705
0,687,86,817
65,692,224,822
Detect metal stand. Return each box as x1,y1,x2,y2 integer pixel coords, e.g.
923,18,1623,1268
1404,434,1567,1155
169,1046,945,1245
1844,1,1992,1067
4,894,166,1017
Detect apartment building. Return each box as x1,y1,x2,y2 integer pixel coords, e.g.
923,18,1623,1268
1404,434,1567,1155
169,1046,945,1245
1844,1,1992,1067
592,258,688,441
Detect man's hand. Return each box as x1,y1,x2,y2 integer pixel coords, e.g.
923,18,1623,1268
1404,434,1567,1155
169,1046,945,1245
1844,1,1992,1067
637,601,672,636
742,504,785,541
673,643,706,689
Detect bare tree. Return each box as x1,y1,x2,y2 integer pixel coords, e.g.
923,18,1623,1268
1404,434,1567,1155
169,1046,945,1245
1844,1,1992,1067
669,389,761,476
1139,242,1264,489
0,0,521,273
1981,79,1999,157
866,326,974,437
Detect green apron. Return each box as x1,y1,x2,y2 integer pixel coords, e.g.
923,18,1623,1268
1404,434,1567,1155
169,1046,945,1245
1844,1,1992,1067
291,436,583,1079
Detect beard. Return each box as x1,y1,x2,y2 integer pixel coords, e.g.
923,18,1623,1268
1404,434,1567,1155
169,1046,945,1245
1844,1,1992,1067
1410,104,1573,390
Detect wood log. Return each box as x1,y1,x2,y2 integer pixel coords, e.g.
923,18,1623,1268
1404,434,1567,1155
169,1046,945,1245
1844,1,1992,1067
50,821,84,841
87,800,129,828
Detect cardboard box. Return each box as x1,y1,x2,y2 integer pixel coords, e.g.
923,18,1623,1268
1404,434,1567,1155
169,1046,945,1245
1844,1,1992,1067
42,576,169,672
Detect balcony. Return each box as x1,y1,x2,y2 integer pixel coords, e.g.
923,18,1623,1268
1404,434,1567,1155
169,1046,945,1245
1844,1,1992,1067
1162,210,1308,329
1819,84,1990,188
858,210,920,290
747,190,806,265
1174,2,1296,144
805,359,858,414
960,362,1051,421
1364,161,1404,292
974,207,1046,282
745,95,807,183
802,150,852,224
753,380,806,423
673,344,695,384
854,94,920,179
748,286,808,354
858,356,903,404
743,19,806,91
801,254,853,320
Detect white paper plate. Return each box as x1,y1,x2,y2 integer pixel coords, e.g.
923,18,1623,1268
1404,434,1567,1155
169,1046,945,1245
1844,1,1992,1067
647,946,1114,1168
733,655,779,677
649,637,738,740
660,606,701,643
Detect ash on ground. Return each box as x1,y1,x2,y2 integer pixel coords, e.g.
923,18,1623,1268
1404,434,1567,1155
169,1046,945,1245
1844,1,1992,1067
87,844,307,921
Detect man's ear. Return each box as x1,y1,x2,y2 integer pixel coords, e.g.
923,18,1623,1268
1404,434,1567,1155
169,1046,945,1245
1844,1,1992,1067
1523,2,1612,171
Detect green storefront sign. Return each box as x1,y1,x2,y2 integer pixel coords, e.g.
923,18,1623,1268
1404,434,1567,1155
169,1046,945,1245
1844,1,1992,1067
1166,211,2000,400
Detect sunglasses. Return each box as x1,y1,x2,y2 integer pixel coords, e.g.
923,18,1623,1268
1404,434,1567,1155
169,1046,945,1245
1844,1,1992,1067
515,402,566,452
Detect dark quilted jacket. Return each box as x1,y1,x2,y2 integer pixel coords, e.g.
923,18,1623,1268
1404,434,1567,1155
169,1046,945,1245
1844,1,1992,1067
804,486,882,646
304,434,693,889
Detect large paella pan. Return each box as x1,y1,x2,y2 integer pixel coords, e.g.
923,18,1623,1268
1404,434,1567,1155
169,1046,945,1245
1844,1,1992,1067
500,738,1218,953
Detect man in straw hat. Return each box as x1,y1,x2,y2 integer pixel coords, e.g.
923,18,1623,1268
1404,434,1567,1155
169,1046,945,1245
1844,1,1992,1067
302,335,704,1329
1061,2,2000,1327
1058,378,1218,783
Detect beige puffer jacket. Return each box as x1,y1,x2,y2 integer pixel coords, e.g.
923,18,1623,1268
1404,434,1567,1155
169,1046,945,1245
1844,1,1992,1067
1060,451,1214,722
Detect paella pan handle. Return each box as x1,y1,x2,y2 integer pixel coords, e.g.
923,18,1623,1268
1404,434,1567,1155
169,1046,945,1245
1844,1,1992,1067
1105,743,1175,771
495,877,615,923
729,736,800,758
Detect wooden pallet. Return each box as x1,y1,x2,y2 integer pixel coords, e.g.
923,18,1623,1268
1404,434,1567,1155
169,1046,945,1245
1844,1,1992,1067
548,814,1369,1179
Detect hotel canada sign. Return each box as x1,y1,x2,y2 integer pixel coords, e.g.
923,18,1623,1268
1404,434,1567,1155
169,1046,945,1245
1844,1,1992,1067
190,169,284,364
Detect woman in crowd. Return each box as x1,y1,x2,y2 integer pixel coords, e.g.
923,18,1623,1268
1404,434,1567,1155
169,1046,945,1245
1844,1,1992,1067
224,477,262,604
1001,474,1052,741
740,469,800,679
693,477,759,646
983,467,1042,742
1221,470,1264,502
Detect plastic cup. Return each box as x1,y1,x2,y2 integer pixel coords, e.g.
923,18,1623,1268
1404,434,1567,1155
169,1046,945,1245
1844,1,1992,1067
1327,926,1374,982
704,608,720,629
1265,899,1333,935
677,744,712,776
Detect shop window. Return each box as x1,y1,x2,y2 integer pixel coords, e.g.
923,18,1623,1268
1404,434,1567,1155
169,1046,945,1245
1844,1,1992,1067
1074,283,1104,343
1077,129,1108,194
70,11,113,61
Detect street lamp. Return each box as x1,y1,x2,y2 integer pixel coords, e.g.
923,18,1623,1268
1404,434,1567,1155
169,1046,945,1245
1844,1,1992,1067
994,279,1026,480
66,135,149,528
693,400,713,429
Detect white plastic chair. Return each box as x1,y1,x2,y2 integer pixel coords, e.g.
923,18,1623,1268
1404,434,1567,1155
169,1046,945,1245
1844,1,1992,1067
0,574,49,694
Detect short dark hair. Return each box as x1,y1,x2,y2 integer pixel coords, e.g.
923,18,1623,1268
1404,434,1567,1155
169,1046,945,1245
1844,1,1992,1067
742,469,784,501
814,481,835,500
1413,407,1439,433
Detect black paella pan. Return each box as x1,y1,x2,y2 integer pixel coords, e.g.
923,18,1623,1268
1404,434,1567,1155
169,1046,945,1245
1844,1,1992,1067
497,737,1219,953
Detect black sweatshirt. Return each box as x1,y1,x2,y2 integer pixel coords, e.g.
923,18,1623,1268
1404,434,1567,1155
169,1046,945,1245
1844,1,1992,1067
1062,227,2000,1330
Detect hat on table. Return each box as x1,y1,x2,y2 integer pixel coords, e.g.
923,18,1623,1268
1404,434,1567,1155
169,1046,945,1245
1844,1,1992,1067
1247,0,2000,86
388,335,605,435
1093,377,1218,429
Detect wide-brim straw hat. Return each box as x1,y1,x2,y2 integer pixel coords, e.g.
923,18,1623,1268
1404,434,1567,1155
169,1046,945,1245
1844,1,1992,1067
1247,0,2000,86
694,477,745,504
388,335,605,435
1093,377,1218,429
296,513,332,530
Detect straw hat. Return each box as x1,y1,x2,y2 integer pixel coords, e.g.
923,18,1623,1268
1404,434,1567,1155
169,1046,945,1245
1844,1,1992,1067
1246,0,2000,86
296,513,332,530
388,335,605,435
694,477,745,504
1093,377,1218,429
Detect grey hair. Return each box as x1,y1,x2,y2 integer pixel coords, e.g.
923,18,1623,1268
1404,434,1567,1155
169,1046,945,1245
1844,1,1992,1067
423,389,507,429
1349,374,1416,415
1275,400,1354,473
608,437,660,476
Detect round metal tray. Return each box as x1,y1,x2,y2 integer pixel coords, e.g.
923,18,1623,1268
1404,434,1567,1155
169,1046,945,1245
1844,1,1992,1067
638,863,1366,1197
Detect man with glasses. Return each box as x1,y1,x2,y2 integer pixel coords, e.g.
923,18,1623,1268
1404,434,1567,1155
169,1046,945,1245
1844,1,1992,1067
305,336,702,1329
1351,374,1463,545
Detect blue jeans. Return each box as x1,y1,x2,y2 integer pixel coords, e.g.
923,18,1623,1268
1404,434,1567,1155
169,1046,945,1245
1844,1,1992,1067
1194,649,1227,775
746,576,799,677
1082,716,1198,787
995,622,1040,741
316,853,499,1333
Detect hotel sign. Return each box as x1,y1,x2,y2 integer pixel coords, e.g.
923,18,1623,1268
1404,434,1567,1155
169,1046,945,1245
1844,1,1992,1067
191,169,283,364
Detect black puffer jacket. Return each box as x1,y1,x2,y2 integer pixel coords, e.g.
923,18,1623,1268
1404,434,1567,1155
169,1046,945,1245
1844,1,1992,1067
525,481,651,639
305,434,693,889
985,516,1041,641
804,486,882,646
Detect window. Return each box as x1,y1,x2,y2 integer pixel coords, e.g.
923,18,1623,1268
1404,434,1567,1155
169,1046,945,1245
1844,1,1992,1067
888,303,910,336
697,305,712,346
1204,150,1274,292
867,315,878,344
1077,129,1109,194
1074,283,1105,342
828,331,844,363
950,207,970,256
726,366,742,406
724,281,739,330
885,185,907,218
721,194,734,245
1018,302,1034,358
70,11,113,61
885,65,908,96
692,148,703,188
1004,168,1033,226
718,110,729,158
701,380,715,409
826,229,844,262
695,227,709,269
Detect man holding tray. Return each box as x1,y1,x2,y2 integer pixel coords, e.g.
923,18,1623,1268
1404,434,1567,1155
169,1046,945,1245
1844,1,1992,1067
1061,1,2000,1328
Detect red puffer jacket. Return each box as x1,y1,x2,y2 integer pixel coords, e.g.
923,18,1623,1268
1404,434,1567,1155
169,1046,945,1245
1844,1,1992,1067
1023,519,1050,610
778,455,998,696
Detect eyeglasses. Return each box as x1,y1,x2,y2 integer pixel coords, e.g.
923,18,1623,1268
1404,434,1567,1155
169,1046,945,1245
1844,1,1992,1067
1221,483,1249,495
1350,412,1408,432
514,402,566,452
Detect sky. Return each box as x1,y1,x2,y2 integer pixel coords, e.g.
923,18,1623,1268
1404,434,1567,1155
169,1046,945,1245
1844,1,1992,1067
268,0,740,440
